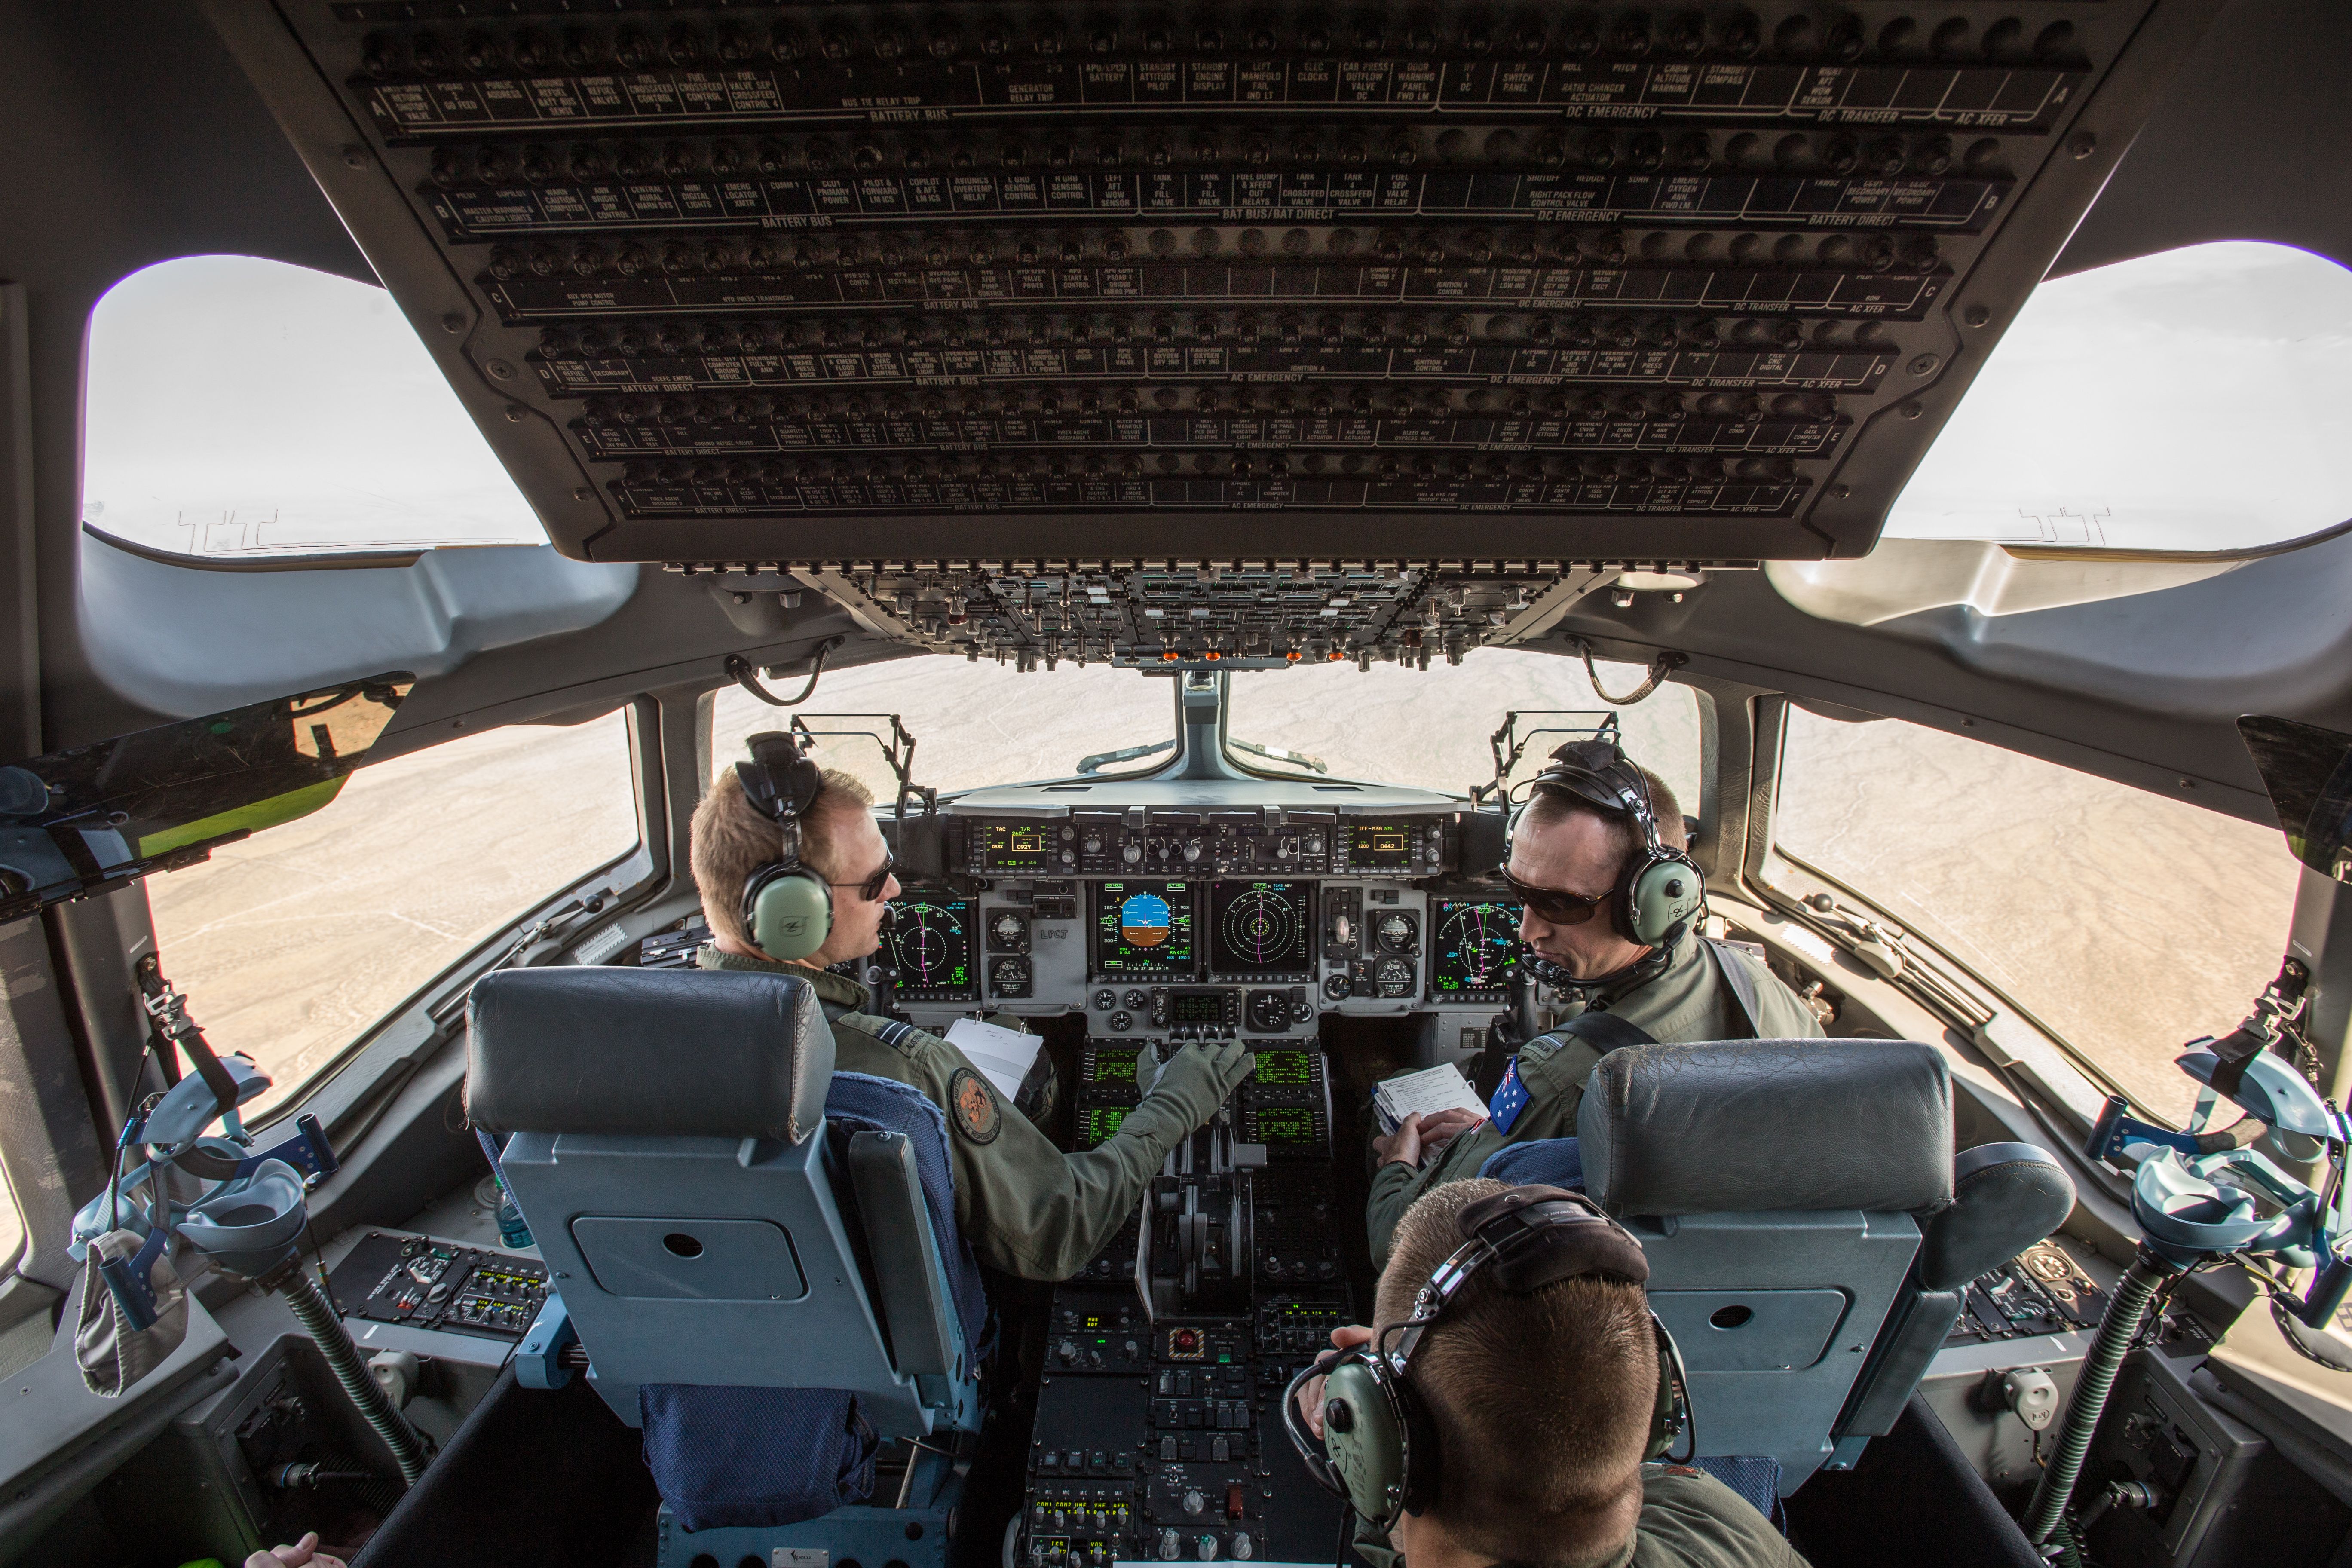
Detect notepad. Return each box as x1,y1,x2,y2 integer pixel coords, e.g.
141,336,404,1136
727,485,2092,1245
945,1016,1046,1102
1371,1063,1490,1137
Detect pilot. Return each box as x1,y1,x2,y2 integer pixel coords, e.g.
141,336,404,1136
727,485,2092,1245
1292,1179,1808,1568
691,733,1255,1281
1368,740,1821,1264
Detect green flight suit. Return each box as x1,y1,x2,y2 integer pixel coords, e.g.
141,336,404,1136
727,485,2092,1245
698,949,1250,1280
1367,938,1822,1265
1350,1466,1810,1568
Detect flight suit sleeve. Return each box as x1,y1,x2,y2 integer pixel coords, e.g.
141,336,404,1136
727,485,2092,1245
931,1037,1252,1281
1364,1119,1504,1268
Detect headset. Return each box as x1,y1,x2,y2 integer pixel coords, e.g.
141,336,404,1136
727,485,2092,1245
1282,1186,1691,1531
736,729,834,962
1504,737,1705,952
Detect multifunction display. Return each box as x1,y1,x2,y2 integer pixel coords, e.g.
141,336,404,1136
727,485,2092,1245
1347,824,1417,870
1092,882,1198,980
884,894,979,1001
1430,899,1522,1001
978,821,1060,873
1209,880,1314,979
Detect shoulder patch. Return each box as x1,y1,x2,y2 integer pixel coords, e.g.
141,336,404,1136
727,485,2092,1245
949,1068,1000,1145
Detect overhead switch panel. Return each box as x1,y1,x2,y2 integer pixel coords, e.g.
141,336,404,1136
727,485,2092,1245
213,0,2215,564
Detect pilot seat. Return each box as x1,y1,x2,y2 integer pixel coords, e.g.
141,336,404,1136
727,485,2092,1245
466,966,987,1568
1490,1038,2073,1501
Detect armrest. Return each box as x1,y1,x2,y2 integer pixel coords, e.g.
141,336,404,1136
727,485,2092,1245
845,1130,956,1381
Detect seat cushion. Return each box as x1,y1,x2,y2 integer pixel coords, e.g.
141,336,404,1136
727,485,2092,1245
639,1384,877,1532
826,1072,986,1354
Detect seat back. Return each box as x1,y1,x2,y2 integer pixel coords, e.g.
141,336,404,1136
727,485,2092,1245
1832,1140,2076,1445
1578,1038,1954,1491
468,967,979,1442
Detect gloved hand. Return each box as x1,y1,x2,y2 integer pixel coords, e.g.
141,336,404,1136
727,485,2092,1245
1145,1039,1258,1126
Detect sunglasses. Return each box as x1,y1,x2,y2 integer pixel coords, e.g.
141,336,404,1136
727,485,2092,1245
1498,866,1610,925
831,851,896,903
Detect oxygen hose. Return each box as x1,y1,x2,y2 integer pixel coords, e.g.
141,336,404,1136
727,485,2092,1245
2021,1247,2179,1547
266,1260,434,1486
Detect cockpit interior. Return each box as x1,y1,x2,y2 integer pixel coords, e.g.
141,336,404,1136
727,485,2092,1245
5,3,2352,1568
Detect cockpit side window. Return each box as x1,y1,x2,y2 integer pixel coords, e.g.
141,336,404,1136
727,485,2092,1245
1769,707,2301,1125
1883,241,2352,554
82,254,548,561
144,710,640,1121
0,1160,19,1277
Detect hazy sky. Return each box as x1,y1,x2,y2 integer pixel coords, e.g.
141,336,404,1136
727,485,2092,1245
77,241,2351,558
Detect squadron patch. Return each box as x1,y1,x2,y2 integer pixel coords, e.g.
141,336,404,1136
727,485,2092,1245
950,1068,1000,1145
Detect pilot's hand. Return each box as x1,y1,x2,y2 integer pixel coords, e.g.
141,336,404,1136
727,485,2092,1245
1295,1325,1376,1440
1372,1108,1486,1170
246,1534,348,1568
1148,1039,1258,1124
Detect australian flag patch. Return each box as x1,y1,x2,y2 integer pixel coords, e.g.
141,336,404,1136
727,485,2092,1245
1489,1055,1530,1134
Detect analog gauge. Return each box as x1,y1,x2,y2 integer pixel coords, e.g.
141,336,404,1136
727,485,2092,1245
1093,988,1119,1011
1372,957,1416,998
1323,975,1354,1001
1375,911,1419,955
989,910,1029,952
1124,989,1151,1011
1107,1011,1134,1033
989,955,1032,997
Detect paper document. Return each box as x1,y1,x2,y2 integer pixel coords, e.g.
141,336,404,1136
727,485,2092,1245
944,1017,1046,1102
1371,1063,1490,1136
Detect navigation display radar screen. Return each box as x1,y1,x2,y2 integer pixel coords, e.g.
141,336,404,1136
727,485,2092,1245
1430,900,1523,1001
1210,880,1313,978
978,821,1054,872
884,895,979,1002
1348,824,1416,870
1092,882,1197,980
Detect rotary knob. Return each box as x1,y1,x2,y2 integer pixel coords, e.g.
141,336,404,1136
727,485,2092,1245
1083,834,1105,854
1158,1529,1182,1561
1182,839,1204,863
1195,1536,1218,1561
1182,1490,1204,1516
1123,843,1145,865
1231,1536,1253,1561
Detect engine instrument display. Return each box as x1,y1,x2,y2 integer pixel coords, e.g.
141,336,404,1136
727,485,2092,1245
1169,993,1226,1026
884,895,978,1002
1209,880,1314,978
1430,900,1523,1001
1244,1106,1326,1150
1092,882,1197,980
1076,1106,1131,1149
1346,824,1416,871
977,821,1057,873
1248,1051,1318,1087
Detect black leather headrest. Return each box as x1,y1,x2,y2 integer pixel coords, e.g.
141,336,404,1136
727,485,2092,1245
1577,1039,1954,1216
1917,1142,2077,1291
467,968,835,1142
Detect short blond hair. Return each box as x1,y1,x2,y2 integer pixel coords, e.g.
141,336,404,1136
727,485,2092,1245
1379,1179,1657,1567
689,764,873,946
1521,764,1686,873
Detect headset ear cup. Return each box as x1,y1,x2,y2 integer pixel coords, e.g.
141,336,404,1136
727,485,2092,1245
1626,853,1705,949
1321,1360,1414,1526
747,867,834,961
1647,1314,1690,1461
